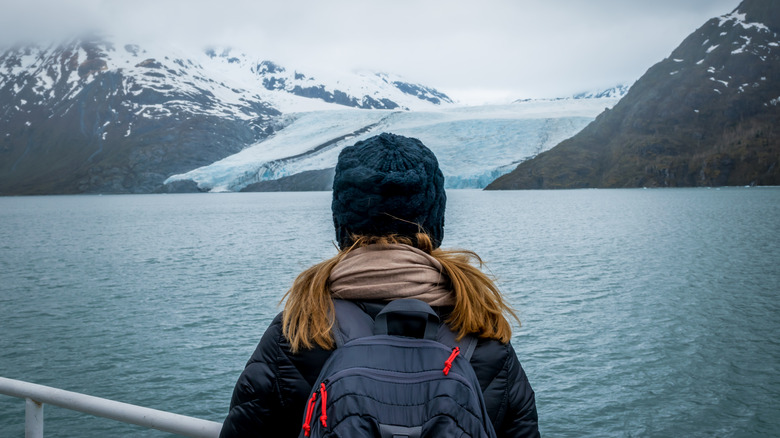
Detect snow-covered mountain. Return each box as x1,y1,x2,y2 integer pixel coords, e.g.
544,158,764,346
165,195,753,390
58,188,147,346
194,48,456,112
512,84,631,104
0,37,450,115
0,34,624,194
247,57,452,109
571,84,631,100
0,36,457,194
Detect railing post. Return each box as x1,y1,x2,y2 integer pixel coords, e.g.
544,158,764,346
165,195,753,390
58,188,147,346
25,397,44,438
1,377,222,437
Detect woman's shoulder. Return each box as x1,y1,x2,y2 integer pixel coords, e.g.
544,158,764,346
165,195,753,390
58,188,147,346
471,336,517,378
245,313,285,363
248,312,333,386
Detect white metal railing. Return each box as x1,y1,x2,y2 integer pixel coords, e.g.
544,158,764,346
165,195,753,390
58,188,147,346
0,377,223,438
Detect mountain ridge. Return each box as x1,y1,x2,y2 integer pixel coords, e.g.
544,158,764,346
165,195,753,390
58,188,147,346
487,0,779,190
0,35,455,194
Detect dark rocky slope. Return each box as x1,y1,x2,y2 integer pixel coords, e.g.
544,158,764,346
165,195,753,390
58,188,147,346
488,0,779,190
0,39,278,194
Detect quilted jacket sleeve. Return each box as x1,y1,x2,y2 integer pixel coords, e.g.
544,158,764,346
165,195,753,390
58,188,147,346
496,342,540,438
219,315,287,437
219,313,332,438
471,339,540,438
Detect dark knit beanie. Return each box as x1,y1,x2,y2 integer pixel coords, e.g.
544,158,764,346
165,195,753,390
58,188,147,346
332,133,446,249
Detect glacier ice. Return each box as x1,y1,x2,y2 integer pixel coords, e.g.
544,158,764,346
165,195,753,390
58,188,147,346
165,98,620,191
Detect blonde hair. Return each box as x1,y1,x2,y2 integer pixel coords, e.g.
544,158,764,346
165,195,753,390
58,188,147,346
281,233,519,353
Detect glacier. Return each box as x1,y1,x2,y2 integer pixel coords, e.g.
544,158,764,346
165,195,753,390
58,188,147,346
165,97,621,191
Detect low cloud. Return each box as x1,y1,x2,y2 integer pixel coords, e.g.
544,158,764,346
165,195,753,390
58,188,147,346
0,0,742,102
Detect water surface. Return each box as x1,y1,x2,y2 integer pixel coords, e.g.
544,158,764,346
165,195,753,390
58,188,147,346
1,188,778,437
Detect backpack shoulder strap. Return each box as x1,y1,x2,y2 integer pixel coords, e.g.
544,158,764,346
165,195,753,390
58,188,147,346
331,299,374,347
333,298,479,360
374,299,440,340
435,324,478,360
460,335,478,361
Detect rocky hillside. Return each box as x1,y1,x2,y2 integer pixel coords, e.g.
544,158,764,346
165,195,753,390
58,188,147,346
487,0,779,190
0,37,451,195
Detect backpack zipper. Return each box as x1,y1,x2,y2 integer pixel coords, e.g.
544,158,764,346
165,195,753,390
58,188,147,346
443,347,461,375
302,382,328,437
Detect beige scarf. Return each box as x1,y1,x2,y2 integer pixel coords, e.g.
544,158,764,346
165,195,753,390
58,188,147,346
329,244,455,306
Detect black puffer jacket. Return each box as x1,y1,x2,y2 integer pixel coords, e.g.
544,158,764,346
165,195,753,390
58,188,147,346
220,301,539,437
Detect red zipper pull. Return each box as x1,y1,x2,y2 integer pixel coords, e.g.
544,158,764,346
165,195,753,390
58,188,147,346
302,390,318,437
443,346,460,375
319,382,328,427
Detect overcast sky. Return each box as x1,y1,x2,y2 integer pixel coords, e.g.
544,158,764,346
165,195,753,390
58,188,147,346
1,0,743,104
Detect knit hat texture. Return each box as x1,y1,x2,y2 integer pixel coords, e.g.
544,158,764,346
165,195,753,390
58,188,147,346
332,133,446,249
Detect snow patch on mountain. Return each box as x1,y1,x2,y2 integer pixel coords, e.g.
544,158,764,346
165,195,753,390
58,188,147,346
571,84,631,100
718,11,770,32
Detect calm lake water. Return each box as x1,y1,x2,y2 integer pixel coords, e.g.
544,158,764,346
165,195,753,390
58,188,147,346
1,188,778,437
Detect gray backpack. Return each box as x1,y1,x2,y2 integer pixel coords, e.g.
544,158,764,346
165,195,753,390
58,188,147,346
299,298,497,438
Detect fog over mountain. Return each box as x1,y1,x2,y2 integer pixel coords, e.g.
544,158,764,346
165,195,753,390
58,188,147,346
0,0,742,102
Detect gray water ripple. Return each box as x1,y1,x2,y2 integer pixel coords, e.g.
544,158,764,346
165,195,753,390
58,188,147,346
1,189,778,437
